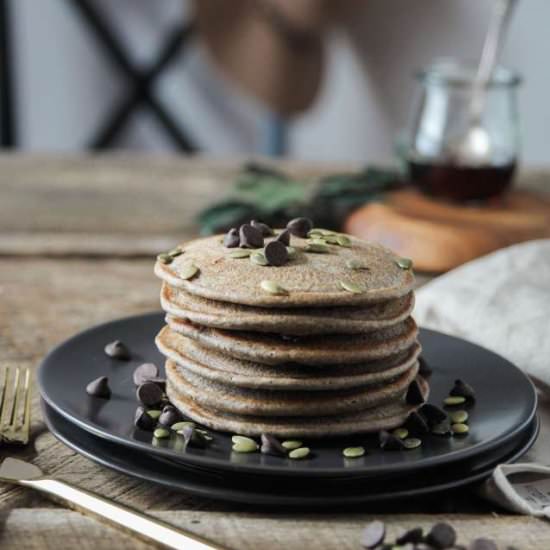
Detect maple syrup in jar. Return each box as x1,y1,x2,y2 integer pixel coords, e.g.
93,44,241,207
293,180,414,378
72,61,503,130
405,59,521,201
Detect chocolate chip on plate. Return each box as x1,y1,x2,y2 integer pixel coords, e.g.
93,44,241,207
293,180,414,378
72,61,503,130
286,217,313,238
405,411,430,435
179,424,209,448
379,430,405,451
251,220,274,237
134,405,156,431
264,241,288,267
450,379,476,402
425,522,457,549
136,381,163,406
361,520,386,548
86,376,111,398
406,378,425,406
104,340,130,360
260,433,287,456
276,229,291,246
419,403,448,427
239,224,264,248
418,356,433,377
133,363,159,386
223,227,240,248
158,405,181,427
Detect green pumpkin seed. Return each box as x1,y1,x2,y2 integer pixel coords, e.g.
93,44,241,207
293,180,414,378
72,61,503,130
282,440,302,450
153,428,170,439
444,396,466,406
452,423,469,435
146,410,162,420
232,435,256,445
336,235,352,247
196,430,213,441
339,280,365,294
396,257,413,270
343,446,365,458
171,421,195,431
168,247,183,258
179,263,199,280
403,437,422,449
232,440,258,453
260,280,288,295
157,253,173,264
289,447,310,459
450,410,469,424
250,251,268,266
345,259,368,270
286,246,297,259
308,228,333,237
392,428,409,440
228,249,252,259
304,243,330,254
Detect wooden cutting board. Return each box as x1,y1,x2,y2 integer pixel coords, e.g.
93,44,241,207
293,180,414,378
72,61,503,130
344,189,550,273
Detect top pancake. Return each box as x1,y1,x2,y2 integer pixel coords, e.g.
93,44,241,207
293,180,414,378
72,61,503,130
155,232,414,308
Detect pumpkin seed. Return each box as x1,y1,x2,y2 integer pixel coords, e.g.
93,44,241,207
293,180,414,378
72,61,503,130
452,423,469,435
157,253,173,264
286,246,297,259
403,437,422,450
232,439,258,453
282,440,302,450
336,235,352,247
228,249,252,259
146,409,162,420
392,428,409,440
444,396,466,406
153,428,170,439
340,280,365,294
450,410,469,424
232,435,256,445
343,446,365,458
260,280,288,295
346,258,368,270
396,257,413,270
304,243,330,254
171,421,195,431
179,263,199,280
289,447,310,459
250,251,268,266
168,247,183,258
308,228,333,237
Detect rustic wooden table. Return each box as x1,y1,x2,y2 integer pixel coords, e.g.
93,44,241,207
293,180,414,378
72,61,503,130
1,154,549,549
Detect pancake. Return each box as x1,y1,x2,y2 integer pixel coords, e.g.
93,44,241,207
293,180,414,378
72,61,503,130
165,315,418,366
156,326,422,390
165,359,419,417
166,376,430,437
160,283,415,335
155,232,414,308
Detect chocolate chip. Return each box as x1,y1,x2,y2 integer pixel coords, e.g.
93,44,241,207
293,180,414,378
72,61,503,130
361,520,386,548
286,217,313,238
405,411,430,435
418,356,433,377
239,224,264,248
223,228,240,248
136,382,163,406
420,403,448,427
133,363,159,386
264,241,288,267
148,377,166,391
104,340,130,360
396,527,424,545
134,406,155,431
276,229,291,246
179,424,209,448
260,433,287,456
251,220,274,236
470,539,498,550
158,405,181,427
426,522,456,549
379,430,405,451
406,379,425,405
450,379,476,402
86,376,111,398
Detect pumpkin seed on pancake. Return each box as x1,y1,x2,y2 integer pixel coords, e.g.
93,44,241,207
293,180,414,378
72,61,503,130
165,376,429,438
154,233,414,307
156,326,422,391
160,283,414,335
165,315,418,366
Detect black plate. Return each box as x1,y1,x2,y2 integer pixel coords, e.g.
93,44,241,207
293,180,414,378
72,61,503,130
42,400,539,508
38,312,537,478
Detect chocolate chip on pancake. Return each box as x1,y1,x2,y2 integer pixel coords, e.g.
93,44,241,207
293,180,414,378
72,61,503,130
223,228,240,248
264,241,288,267
239,224,264,249
251,220,274,236
287,217,313,238
276,229,291,246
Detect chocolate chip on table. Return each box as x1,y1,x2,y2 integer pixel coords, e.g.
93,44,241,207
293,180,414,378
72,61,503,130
134,406,156,431
264,241,289,266
286,217,313,238
136,381,163,406
86,376,111,398
158,405,181,427
470,539,498,550
239,224,264,248
450,379,476,402
361,520,386,548
396,527,424,545
419,403,448,426
418,356,433,377
406,379,425,405
251,220,274,236
223,227,240,248
276,229,291,246
104,340,130,360
133,363,159,386
405,411,430,435
261,433,287,456
378,430,405,451
426,522,457,549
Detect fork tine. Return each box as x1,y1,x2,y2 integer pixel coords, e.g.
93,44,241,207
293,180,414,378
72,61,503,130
0,366,11,427
21,369,31,442
5,367,20,428
11,367,26,428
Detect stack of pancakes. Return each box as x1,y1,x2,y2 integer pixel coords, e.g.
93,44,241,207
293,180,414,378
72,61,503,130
154,229,427,438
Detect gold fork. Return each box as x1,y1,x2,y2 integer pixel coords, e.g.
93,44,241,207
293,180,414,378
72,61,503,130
0,366,31,445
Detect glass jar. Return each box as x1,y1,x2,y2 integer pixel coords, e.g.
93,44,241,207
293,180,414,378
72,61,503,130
404,59,521,201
